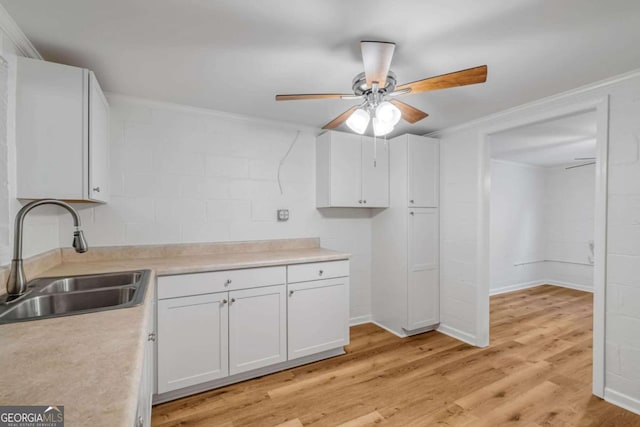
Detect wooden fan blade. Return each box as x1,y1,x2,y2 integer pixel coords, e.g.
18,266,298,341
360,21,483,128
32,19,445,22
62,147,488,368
396,65,488,94
322,106,359,130
275,93,353,101
361,41,396,88
389,99,428,124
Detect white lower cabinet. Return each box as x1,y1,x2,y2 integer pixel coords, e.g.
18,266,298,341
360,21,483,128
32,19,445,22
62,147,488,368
156,261,349,399
135,300,155,427
157,292,229,393
229,285,287,375
288,277,350,360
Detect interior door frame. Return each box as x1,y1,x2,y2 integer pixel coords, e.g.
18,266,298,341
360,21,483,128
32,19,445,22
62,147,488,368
477,96,609,398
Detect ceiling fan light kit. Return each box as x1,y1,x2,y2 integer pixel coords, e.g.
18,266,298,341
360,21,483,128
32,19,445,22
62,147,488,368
275,41,488,135
345,108,370,134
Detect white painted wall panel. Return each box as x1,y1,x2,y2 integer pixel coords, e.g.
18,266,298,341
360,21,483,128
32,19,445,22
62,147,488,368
0,28,60,267
58,96,373,321
490,161,546,292
439,72,640,412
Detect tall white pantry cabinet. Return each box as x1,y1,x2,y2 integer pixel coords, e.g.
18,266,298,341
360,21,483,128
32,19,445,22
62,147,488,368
372,134,440,337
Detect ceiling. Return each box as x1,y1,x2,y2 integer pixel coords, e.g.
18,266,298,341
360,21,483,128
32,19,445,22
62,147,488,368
3,1,640,136
490,110,596,167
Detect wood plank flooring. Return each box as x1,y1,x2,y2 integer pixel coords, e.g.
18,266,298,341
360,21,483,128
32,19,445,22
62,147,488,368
152,285,640,426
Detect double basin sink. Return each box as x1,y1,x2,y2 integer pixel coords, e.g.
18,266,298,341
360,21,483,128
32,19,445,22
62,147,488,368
0,270,150,323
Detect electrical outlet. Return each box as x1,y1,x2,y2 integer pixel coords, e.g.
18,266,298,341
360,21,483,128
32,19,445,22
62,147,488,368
277,209,289,221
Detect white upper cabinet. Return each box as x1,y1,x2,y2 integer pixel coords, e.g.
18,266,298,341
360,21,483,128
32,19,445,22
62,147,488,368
316,130,389,208
408,135,439,208
361,136,390,207
16,57,109,202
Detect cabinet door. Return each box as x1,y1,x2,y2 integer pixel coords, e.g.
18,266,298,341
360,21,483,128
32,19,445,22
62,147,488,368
16,57,87,200
157,293,228,393
408,137,439,207
406,208,439,330
88,71,109,202
361,136,389,207
228,285,287,375
288,278,349,360
330,132,363,207
136,300,155,427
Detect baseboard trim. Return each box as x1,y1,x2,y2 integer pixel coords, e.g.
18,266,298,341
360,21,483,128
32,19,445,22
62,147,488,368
436,324,479,347
370,320,407,338
547,280,594,293
490,281,545,296
490,280,593,296
153,348,345,404
605,387,640,416
350,314,372,326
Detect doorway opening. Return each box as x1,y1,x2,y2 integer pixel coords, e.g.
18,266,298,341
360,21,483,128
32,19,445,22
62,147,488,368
478,98,609,398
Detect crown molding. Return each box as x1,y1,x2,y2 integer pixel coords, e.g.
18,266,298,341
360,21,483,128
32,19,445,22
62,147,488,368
426,68,640,138
0,3,42,59
105,92,322,135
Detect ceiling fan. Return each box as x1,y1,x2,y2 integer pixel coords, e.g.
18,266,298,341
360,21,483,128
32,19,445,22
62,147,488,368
275,41,488,136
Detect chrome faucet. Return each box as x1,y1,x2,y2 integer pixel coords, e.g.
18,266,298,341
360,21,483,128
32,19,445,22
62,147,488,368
6,199,88,298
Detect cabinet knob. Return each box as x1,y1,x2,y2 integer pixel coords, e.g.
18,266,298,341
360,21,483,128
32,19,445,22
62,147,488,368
318,270,324,276
136,415,144,427
410,211,415,215
148,332,156,342
230,298,236,304
93,187,101,193
358,200,362,204
222,299,228,304
410,199,414,204
289,290,294,297
224,279,232,286
363,200,367,204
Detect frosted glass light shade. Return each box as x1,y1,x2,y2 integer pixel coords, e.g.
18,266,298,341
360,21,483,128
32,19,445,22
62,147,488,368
346,108,370,134
373,117,394,136
375,101,401,126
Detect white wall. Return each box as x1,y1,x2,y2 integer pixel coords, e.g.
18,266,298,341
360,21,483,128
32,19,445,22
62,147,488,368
490,160,546,292
490,161,595,294
0,17,60,268
543,164,595,289
58,95,373,321
437,71,640,412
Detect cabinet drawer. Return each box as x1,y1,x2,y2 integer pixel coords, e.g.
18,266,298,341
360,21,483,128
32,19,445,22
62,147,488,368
158,266,286,299
287,260,349,284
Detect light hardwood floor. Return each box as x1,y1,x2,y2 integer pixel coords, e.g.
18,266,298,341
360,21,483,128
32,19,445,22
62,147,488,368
152,285,640,426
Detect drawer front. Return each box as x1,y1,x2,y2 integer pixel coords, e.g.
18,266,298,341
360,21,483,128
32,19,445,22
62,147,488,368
158,266,286,299
287,260,349,284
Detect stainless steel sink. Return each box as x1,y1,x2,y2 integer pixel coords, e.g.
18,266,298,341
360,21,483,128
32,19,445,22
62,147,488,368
0,270,150,323
40,272,141,293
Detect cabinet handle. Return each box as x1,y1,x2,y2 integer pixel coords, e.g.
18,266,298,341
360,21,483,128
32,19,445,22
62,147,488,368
410,211,414,215
93,187,101,193
224,279,232,286
318,270,324,276
358,200,362,204
148,332,156,342
136,415,144,427
230,298,236,304
289,290,294,297
410,199,414,204
363,200,367,204
222,299,228,304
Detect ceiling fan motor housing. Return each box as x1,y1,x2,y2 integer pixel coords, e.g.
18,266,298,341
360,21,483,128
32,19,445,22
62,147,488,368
352,71,397,97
